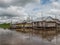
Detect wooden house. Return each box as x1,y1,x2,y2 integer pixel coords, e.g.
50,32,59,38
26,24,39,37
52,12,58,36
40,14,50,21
10,16,60,30
10,22,33,29
33,16,57,27
24,22,32,27
45,17,56,27
32,21,46,27
46,21,56,27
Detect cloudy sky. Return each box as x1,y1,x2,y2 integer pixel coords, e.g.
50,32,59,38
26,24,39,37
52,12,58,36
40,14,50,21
0,0,60,23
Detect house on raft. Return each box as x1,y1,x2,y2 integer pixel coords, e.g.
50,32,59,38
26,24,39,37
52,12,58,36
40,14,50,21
10,16,60,30
32,16,60,30
10,22,33,29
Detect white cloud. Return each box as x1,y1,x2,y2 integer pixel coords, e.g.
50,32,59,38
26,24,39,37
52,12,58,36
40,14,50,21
3,0,12,3
1,6,28,16
0,0,41,23
0,0,60,23
0,6,29,23
37,0,60,20
0,0,38,8
6,6,28,16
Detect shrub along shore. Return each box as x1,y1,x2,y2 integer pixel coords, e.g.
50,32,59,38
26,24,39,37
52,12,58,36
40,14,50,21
0,23,10,29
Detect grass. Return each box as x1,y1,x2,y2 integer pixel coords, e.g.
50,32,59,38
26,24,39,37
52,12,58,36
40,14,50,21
0,23,10,29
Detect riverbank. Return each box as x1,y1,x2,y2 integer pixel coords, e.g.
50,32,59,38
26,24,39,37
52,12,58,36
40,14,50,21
0,23,10,29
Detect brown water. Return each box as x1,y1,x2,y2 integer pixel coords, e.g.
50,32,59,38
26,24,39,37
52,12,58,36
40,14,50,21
0,28,60,45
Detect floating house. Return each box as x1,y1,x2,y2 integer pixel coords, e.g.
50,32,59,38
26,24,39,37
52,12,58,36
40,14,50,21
33,17,56,27
32,16,60,30
10,22,33,29
10,16,60,30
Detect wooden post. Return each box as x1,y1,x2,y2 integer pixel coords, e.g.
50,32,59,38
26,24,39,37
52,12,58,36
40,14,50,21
23,20,26,32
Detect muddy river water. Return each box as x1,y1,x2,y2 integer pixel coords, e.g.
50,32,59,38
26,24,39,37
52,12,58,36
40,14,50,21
0,28,60,45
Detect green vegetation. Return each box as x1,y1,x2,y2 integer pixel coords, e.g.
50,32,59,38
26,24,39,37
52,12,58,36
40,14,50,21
0,23,10,29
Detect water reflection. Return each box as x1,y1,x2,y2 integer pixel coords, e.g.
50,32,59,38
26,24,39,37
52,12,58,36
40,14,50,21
0,28,60,45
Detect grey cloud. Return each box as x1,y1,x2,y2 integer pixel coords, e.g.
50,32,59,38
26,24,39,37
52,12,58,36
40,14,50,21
0,9,17,18
0,3,9,8
0,0,37,23
0,6,27,17
0,0,35,8
0,14,16,18
0,1,10,8
0,6,28,23
11,0,35,6
0,0,36,18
